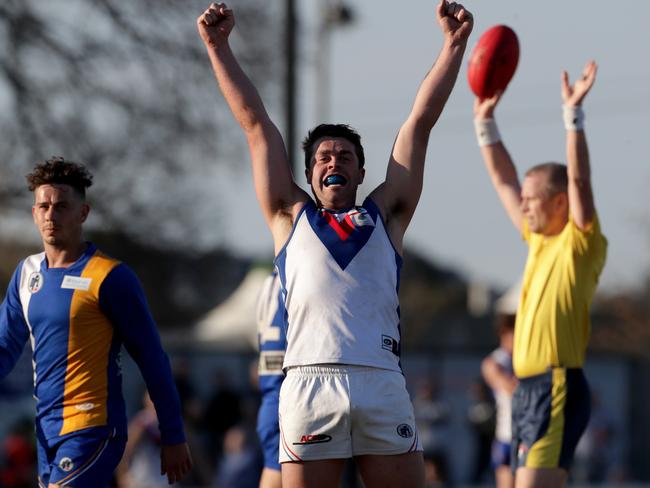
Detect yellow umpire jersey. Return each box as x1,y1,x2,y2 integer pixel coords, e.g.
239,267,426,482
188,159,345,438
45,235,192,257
513,215,607,378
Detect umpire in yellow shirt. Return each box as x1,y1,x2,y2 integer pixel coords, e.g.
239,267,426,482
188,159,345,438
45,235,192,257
472,60,607,488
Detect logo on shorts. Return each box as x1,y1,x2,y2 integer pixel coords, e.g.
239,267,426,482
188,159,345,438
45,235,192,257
59,457,74,472
293,434,332,445
396,424,414,438
28,272,44,294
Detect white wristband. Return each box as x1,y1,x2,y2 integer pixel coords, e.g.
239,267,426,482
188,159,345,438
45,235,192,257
563,105,584,131
474,118,501,147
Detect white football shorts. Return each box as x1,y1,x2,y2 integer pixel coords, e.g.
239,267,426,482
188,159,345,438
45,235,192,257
278,364,421,462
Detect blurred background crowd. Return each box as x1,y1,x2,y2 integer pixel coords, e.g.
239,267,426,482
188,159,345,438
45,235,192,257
0,260,639,488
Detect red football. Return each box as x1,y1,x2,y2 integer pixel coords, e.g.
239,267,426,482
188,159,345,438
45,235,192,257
467,25,519,98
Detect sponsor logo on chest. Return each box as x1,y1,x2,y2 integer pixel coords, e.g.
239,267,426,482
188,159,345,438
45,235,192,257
61,275,92,291
348,208,375,228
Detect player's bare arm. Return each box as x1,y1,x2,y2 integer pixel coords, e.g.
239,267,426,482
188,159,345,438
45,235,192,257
562,60,597,230
474,93,523,233
481,356,517,395
371,0,473,252
197,3,308,252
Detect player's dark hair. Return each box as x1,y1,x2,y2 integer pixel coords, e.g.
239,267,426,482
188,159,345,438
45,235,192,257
302,124,365,170
525,162,568,197
26,157,93,199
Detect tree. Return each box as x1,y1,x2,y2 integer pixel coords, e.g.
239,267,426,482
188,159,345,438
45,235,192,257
0,0,281,249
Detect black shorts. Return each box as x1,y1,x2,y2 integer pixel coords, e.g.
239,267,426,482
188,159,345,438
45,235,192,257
511,368,590,471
